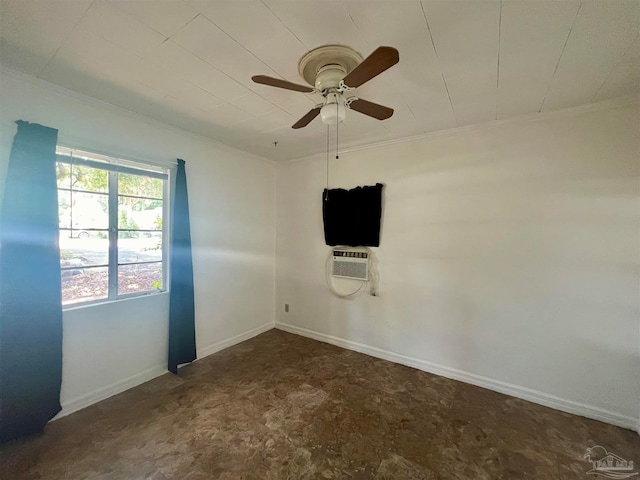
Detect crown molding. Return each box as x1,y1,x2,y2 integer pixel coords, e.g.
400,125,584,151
2,65,636,169
283,94,640,165
0,66,277,167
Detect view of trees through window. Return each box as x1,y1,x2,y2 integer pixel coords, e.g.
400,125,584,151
57,155,166,306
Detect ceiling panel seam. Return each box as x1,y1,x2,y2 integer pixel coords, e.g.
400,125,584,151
153,16,268,116
260,0,308,50
169,11,201,39
194,10,309,122
419,0,458,127
591,33,640,102
37,0,97,78
539,1,582,113
496,0,503,121
153,37,246,105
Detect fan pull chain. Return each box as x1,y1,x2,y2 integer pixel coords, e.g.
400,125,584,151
325,124,330,201
335,103,340,160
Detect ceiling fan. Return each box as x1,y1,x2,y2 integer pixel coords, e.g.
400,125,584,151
252,45,399,129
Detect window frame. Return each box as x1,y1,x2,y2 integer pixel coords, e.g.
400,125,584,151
56,147,170,309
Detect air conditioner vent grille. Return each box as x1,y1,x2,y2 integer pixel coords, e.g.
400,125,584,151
332,248,368,281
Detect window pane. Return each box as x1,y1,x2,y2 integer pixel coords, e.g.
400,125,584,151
59,229,109,240
118,263,163,296
56,149,168,307
62,266,108,306
118,173,163,199
72,164,108,193
70,192,109,229
118,232,162,264
56,163,71,189
118,197,163,230
60,234,109,266
58,190,71,228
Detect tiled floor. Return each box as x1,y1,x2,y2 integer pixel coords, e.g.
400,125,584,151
1,329,638,479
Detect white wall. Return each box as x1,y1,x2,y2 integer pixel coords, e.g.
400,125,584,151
276,99,640,430
1,66,637,431
0,68,276,415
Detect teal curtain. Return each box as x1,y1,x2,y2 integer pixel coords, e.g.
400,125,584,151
0,121,63,443
168,159,196,374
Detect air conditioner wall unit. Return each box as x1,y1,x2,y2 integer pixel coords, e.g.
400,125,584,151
332,248,369,281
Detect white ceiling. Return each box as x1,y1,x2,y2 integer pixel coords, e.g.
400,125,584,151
1,0,638,162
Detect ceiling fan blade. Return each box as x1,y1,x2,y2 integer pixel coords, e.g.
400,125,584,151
348,98,394,120
292,106,321,129
341,46,399,88
252,75,314,93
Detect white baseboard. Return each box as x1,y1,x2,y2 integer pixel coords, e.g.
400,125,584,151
196,322,274,358
275,322,639,432
56,365,167,420
55,322,275,420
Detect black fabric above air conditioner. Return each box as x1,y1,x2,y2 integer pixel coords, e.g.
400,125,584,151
322,183,383,247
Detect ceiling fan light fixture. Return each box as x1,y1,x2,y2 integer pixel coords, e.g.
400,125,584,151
320,93,346,125
251,44,398,129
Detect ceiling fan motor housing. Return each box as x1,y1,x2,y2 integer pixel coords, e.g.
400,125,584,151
298,45,364,88
315,64,346,91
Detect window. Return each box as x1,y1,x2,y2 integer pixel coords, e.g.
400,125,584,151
56,147,169,306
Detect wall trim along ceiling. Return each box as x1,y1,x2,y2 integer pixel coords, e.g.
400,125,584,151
285,94,640,164
0,66,277,166
3,64,637,166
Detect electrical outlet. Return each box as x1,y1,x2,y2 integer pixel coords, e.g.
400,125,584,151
284,304,289,313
